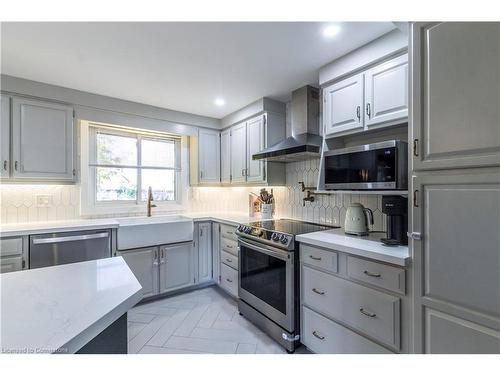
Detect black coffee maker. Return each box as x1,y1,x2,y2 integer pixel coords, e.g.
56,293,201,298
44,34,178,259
381,195,408,246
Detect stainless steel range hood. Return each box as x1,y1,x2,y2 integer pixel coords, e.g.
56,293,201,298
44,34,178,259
253,85,321,162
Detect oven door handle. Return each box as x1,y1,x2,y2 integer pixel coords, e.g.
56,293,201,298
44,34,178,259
238,238,290,261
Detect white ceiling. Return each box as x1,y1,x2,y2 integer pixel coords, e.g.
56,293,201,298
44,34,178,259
1,22,395,119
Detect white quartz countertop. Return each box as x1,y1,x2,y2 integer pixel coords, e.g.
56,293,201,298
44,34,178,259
0,218,120,237
0,212,259,237
183,212,258,226
0,257,142,354
296,228,410,266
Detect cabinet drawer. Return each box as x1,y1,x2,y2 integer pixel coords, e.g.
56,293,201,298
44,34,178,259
300,244,338,274
0,237,23,257
221,236,238,256
220,224,237,240
220,263,238,298
0,255,23,274
302,306,391,354
302,265,400,350
347,256,406,294
221,250,238,270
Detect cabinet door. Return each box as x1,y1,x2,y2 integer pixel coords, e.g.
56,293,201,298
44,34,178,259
12,97,74,181
0,256,23,274
212,222,221,284
246,115,266,183
411,22,500,170
220,129,231,183
323,73,364,136
1,95,10,178
159,242,195,293
365,54,408,129
411,170,500,352
198,128,220,184
230,122,247,183
197,222,213,284
117,247,159,298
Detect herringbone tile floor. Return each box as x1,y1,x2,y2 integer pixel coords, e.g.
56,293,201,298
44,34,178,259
127,286,308,354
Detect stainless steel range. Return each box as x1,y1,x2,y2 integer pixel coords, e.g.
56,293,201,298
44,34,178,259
236,219,338,353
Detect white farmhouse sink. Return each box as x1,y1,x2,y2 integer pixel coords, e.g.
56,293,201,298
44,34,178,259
116,215,193,250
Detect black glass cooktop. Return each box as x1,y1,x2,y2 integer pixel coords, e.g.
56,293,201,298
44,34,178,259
247,219,339,236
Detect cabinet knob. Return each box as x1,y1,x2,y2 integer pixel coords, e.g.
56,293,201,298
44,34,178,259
356,105,361,121
312,331,325,340
363,270,381,278
359,308,376,318
3,160,7,171
366,103,371,118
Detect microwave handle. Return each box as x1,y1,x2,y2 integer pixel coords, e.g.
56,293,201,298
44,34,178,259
364,208,374,226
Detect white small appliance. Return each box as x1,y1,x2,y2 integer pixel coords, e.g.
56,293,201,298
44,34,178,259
344,203,374,236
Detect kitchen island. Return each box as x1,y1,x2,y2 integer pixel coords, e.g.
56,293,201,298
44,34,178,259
0,257,142,354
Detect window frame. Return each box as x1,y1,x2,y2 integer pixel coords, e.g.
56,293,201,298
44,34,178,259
80,121,186,216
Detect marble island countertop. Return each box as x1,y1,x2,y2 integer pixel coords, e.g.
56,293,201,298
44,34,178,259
0,257,142,354
296,228,410,266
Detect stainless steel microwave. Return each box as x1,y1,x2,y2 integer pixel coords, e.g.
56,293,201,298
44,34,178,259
323,140,408,190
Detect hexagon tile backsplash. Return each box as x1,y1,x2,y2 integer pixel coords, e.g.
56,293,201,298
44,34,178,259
0,159,386,230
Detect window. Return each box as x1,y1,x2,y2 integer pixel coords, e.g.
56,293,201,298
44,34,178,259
86,124,181,210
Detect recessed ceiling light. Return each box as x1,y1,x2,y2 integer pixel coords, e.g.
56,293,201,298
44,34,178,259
215,98,225,106
323,24,341,38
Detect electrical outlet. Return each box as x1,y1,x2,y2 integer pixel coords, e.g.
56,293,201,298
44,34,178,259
36,195,53,207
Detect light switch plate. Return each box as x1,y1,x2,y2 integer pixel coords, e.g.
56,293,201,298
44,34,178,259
36,195,53,207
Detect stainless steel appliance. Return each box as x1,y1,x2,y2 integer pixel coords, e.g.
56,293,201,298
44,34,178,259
323,140,408,190
252,86,322,162
236,219,338,353
344,203,374,236
381,195,408,246
29,229,111,269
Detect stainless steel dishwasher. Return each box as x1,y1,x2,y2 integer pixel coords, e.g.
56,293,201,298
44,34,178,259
29,229,112,269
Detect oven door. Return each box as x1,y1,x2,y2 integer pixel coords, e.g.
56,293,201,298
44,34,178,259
238,237,294,332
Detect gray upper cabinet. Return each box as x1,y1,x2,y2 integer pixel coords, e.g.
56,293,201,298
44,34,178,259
365,54,408,129
1,95,10,178
117,247,159,298
220,129,231,183
324,73,364,136
246,114,265,183
198,128,220,184
411,22,500,170
12,97,74,181
159,242,195,294
230,121,247,183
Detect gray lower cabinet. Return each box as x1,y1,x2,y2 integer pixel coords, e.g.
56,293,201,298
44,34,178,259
159,242,195,293
0,236,27,273
218,223,239,298
117,241,194,299
302,306,391,354
300,243,408,353
117,247,159,298
197,222,213,284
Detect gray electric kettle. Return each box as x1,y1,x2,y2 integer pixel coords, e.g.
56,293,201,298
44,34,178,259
344,203,374,236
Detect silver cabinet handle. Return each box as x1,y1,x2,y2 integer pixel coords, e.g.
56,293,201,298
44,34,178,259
356,105,361,121
32,232,109,244
3,160,7,171
312,331,325,340
153,249,159,266
14,161,18,171
359,308,376,318
241,168,245,176
226,244,233,249
363,270,381,278
366,103,371,118
312,288,325,295
200,171,203,179
225,258,232,263
226,278,233,283
309,255,322,261
160,248,165,264
226,231,233,235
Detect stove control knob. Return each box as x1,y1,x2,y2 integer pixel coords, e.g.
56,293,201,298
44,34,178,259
280,235,289,244
237,225,243,232
245,227,252,234
271,233,279,242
